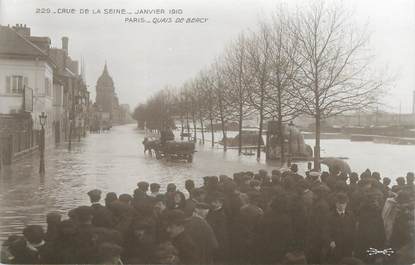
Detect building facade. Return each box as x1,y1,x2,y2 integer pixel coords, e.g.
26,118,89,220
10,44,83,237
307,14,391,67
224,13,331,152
0,24,89,166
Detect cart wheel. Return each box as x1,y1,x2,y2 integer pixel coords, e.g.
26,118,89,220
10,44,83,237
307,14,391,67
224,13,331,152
187,154,193,163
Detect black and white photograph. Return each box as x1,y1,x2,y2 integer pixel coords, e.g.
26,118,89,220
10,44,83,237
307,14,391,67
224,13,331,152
0,0,414,264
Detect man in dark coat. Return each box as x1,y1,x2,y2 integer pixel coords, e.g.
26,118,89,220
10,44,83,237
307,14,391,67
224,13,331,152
327,193,356,263
164,209,200,264
232,191,263,263
185,202,219,264
355,193,386,264
87,189,114,228
254,192,293,264
72,206,100,263
11,225,54,264
306,184,331,264
184,188,205,217
206,192,230,263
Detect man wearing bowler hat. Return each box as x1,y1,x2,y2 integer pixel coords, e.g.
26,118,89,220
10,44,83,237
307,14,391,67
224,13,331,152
87,189,114,228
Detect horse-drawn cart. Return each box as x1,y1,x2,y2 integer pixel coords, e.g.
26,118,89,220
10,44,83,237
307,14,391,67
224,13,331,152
143,138,196,162
155,141,196,162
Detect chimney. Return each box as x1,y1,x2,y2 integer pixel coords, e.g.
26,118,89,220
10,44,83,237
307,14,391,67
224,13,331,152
12,24,31,38
62,36,69,53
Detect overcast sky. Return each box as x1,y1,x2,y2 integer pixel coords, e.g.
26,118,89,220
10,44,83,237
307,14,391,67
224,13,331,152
1,0,414,113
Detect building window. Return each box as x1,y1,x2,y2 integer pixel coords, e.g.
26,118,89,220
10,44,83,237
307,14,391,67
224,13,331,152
5,75,28,94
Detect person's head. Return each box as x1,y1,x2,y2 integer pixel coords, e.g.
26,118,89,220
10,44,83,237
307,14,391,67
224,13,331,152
164,210,186,238
406,172,415,184
192,188,206,202
335,192,349,212
173,191,185,206
397,177,406,186
119,193,132,205
154,195,167,215
150,183,161,194
258,169,268,178
309,170,321,182
250,179,261,191
321,171,330,183
185,179,195,193
290,164,298,173
383,177,391,187
360,169,372,180
219,175,229,183
206,191,224,211
46,211,62,226
193,202,210,219
23,225,45,244
97,243,123,264
349,172,359,184
206,176,219,191
137,181,149,193
87,189,102,203
371,172,381,181
359,178,374,190
166,183,176,193
74,206,94,225
105,192,118,207
58,219,77,238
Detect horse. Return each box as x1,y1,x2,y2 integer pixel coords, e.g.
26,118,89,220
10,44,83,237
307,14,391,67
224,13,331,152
143,137,158,155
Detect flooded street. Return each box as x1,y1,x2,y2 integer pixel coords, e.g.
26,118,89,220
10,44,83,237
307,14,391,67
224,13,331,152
0,124,414,242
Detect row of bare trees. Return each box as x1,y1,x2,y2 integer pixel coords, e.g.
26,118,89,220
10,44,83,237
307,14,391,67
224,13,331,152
134,1,387,170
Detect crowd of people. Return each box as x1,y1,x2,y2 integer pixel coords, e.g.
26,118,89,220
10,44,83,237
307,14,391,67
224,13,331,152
1,164,414,265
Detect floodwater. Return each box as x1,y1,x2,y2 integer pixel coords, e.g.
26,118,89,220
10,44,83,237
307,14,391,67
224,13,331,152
0,124,414,242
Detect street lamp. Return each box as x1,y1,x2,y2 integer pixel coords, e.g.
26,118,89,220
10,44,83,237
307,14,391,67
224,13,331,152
39,111,47,174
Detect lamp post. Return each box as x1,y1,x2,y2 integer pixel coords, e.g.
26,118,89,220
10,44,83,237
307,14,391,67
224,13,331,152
39,112,47,174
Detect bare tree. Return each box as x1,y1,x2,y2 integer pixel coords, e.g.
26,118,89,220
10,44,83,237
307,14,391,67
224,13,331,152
289,1,385,170
222,34,254,155
245,23,275,160
265,9,303,163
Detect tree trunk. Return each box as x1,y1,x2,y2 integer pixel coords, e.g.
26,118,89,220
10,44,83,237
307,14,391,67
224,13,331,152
238,103,243,155
192,111,197,143
186,111,190,141
199,115,205,144
257,112,263,160
256,90,264,160
180,115,184,140
278,117,284,164
209,113,214,148
314,114,321,171
219,101,227,151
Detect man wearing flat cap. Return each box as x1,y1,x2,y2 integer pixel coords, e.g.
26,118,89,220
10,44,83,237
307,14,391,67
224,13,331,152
185,202,219,264
87,189,114,228
164,210,200,264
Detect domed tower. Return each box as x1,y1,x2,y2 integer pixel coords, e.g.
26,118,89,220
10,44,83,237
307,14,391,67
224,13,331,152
95,63,115,115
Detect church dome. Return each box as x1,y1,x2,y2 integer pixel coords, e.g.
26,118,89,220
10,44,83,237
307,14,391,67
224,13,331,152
96,63,114,89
